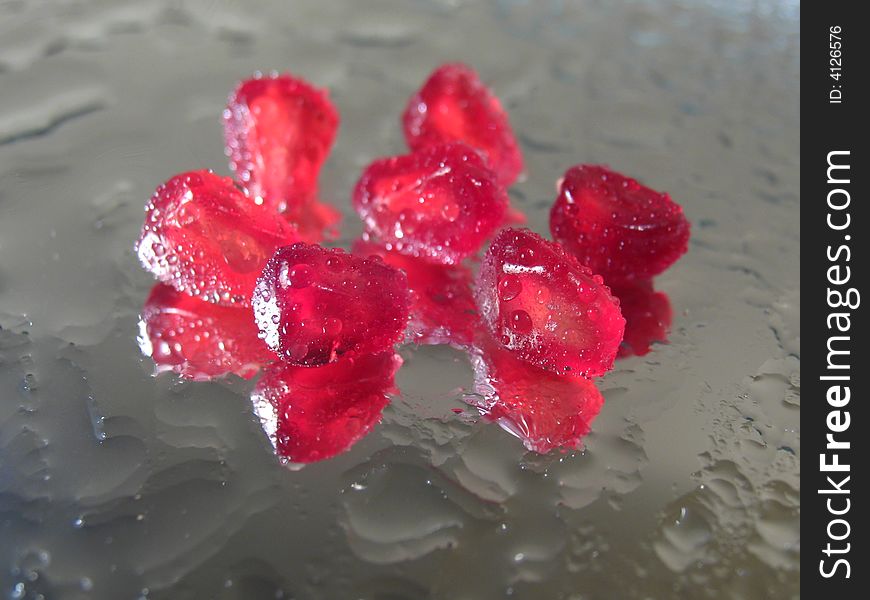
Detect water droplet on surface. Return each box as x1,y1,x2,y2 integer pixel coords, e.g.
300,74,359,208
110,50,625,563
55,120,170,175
498,275,522,301
508,310,533,333
323,317,343,336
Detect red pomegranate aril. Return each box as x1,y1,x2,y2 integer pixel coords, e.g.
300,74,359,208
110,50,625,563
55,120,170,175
139,283,271,380
253,244,410,366
550,165,690,282
476,228,625,377
403,63,524,186
353,142,508,265
224,73,339,217
354,240,478,347
136,170,300,306
252,352,401,463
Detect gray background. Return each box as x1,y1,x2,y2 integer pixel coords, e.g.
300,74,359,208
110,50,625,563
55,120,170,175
0,0,799,598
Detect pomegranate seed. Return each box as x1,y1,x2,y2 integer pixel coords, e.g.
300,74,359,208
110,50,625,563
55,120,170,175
476,228,625,377
550,165,690,282
136,170,299,306
353,142,508,265
224,73,339,218
253,244,410,365
354,240,477,347
403,63,523,186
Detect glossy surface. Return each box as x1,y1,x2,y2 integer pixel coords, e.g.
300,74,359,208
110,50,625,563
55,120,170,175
139,283,271,380
224,73,339,217
353,142,508,265
476,228,626,377
403,63,524,186
354,240,478,348
469,332,605,453
612,278,673,358
0,1,799,598
136,170,300,305
253,244,410,365
550,164,691,282
251,352,401,463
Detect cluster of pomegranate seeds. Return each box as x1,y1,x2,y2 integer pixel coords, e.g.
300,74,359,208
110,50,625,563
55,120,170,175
354,240,478,347
139,283,271,380
253,244,410,366
469,335,604,453
403,63,524,187
550,165,690,282
475,228,626,378
353,142,508,265
224,73,339,218
252,352,401,463
134,64,692,459
136,170,300,305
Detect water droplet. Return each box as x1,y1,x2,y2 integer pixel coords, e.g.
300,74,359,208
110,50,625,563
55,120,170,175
323,317,342,336
441,202,460,221
285,264,314,288
509,310,533,333
518,246,536,264
498,275,522,301
288,343,308,361
577,285,594,302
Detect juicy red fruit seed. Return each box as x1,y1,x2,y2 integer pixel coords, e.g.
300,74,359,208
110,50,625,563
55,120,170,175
403,63,524,187
353,143,508,265
224,73,339,216
354,240,478,348
136,170,299,306
252,352,401,463
140,283,272,380
469,333,604,454
476,228,625,378
253,244,411,366
550,165,690,282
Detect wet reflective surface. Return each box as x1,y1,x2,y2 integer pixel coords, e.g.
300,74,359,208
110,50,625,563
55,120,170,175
0,1,799,598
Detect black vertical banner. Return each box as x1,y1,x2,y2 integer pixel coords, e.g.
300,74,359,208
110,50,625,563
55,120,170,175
803,3,865,597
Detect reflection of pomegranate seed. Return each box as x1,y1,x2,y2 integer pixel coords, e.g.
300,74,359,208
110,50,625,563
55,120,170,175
291,198,341,245
403,63,523,186
253,244,410,366
139,283,271,380
354,240,477,347
136,170,299,306
611,279,672,357
353,143,508,265
550,165,690,282
252,352,401,463
469,332,604,453
224,73,339,217
476,228,625,377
